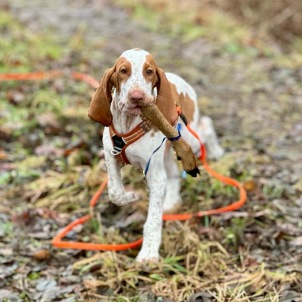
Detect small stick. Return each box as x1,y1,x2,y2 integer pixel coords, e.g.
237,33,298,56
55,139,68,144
141,105,199,177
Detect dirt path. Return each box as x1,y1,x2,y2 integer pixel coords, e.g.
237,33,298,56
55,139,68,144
1,0,302,301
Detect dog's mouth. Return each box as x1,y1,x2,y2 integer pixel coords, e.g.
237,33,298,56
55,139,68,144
120,94,156,116
125,105,142,116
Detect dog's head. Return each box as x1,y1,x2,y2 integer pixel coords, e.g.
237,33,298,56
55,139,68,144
88,48,178,126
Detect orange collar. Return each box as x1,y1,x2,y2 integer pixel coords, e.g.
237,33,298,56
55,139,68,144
109,120,152,164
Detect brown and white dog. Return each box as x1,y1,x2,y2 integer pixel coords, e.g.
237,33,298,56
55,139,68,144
88,48,223,262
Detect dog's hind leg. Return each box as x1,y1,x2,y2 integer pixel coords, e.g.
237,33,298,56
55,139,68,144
163,148,182,212
136,154,166,262
198,116,224,160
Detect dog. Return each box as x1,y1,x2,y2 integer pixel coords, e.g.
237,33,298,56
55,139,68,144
88,48,224,262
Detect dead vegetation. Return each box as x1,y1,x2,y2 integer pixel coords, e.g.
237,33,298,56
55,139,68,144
73,221,298,301
1,0,302,301
119,0,302,49
210,0,302,46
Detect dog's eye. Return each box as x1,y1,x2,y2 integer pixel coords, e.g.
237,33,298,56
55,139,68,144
120,68,127,74
146,69,153,75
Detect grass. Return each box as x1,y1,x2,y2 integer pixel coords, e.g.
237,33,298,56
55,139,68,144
1,3,302,301
0,12,62,73
73,226,297,301
115,0,263,53
114,0,302,67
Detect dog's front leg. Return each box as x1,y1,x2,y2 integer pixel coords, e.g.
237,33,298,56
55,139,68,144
136,160,166,262
103,131,139,206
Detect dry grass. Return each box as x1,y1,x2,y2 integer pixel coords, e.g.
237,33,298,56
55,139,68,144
211,0,302,45
2,2,302,301
72,220,299,301
116,0,302,50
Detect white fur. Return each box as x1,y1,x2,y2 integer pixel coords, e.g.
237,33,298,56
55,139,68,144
117,49,155,117
103,49,224,262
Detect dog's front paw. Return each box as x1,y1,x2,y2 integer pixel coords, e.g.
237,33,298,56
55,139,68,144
110,191,139,206
163,197,182,213
124,191,140,203
136,250,159,264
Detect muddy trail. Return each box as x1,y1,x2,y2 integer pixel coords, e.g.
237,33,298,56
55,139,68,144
1,0,302,301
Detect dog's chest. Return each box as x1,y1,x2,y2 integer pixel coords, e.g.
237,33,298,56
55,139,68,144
103,127,166,170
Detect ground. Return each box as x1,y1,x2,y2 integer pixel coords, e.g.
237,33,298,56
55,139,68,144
0,0,302,301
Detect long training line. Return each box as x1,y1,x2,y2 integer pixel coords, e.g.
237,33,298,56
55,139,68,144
1,70,247,251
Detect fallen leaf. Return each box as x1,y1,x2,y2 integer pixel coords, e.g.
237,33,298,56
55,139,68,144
243,180,258,192
0,248,13,256
83,278,103,290
197,227,219,238
60,297,76,302
0,263,18,278
63,140,86,156
28,232,52,239
0,162,15,171
289,236,302,246
6,90,25,105
36,278,57,291
0,150,8,160
243,255,260,267
12,209,32,225
36,112,60,130
220,211,249,220
32,249,51,261
294,179,302,192
116,211,145,228
40,287,60,301
35,144,64,157
0,290,21,302
273,231,286,242
277,223,302,236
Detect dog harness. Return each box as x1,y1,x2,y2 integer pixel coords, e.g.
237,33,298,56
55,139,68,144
109,106,185,165
109,120,152,165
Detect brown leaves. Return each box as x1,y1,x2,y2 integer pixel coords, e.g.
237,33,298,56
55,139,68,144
1,0,302,301
36,112,61,133
0,149,8,160
11,209,32,226
243,180,258,192
32,249,52,261
0,290,21,302
83,278,103,291
289,236,302,247
6,90,25,105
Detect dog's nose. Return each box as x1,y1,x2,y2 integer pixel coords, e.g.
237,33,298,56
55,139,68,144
129,90,144,103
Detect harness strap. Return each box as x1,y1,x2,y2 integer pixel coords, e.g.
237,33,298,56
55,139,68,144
176,105,188,126
109,106,182,165
144,123,182,176
109,120,151,164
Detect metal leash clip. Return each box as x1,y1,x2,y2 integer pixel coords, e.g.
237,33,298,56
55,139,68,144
110,135,126,156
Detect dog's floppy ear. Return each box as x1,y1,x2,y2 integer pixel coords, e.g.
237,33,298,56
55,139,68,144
88,67,116,126
155,67,178,125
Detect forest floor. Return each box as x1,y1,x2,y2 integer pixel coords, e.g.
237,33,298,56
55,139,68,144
0,0,302,301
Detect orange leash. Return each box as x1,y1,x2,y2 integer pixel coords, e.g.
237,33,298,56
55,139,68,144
162,125,247,221
1,70,247,251
0,70,99,89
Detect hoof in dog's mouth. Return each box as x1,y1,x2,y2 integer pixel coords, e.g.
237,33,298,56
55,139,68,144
186,167,200,177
